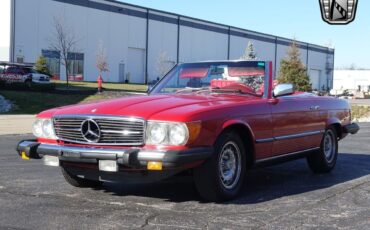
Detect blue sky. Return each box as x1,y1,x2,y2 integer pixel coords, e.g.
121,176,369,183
120,0,370,69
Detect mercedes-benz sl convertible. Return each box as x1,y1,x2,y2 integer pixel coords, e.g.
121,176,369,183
16,61,359,201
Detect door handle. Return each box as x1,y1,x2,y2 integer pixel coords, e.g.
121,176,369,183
310,105,320,110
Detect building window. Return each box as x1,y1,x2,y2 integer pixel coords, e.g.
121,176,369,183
67,53,84,81
42,50,60,79
16,56,24,63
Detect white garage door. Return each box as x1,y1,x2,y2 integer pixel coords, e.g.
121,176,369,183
127,48,145,83
310,70,321,90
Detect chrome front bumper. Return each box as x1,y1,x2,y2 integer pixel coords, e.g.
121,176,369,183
16,140,213,168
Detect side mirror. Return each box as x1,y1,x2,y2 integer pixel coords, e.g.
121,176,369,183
273,84,294,97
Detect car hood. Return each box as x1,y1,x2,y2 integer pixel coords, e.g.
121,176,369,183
39,93,261,121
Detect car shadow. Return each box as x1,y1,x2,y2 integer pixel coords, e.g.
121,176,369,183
97,152,370,204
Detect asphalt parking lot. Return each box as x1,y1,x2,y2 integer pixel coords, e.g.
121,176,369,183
0,124,369,229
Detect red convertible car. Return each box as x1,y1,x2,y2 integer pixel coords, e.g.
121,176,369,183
17,61,359,201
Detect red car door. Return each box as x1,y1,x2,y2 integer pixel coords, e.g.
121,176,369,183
270,95,324,156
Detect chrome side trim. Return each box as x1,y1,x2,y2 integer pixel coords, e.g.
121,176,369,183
255,147,320,164
255,130,324,143
255,138,274,143
274,130,324,141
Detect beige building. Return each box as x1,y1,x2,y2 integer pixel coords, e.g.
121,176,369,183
333,70,370,92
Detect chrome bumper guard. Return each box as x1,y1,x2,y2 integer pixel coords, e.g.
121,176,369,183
343,123,360,135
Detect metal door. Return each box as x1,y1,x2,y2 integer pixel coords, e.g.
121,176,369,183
127,48,145,83
310,70,321,90
118,63,125,83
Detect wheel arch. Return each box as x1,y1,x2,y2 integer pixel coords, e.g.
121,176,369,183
219,120,256,168
326,118,343,139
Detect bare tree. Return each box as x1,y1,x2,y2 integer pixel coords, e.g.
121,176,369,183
49,16,78,86
96,41,109,79
155,51,172,79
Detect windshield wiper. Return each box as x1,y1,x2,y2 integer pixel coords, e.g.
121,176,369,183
195,88,261,97
175,87,261,97
175,87,209,94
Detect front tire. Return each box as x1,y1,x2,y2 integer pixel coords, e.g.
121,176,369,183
61,167,103,188
307,127,338,173
193,131,246,202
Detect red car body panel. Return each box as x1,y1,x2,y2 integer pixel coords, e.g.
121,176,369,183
15,60,359,202
33,61,351,165
12,60,361,204
36,94,351,162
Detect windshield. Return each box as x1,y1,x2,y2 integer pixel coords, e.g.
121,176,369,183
150,61,267,97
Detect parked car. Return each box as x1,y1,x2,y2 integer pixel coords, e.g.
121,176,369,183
329,89,354,98
0,62,50,87
16,61,359,201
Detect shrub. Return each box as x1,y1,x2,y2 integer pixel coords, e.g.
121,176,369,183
35,55,52,76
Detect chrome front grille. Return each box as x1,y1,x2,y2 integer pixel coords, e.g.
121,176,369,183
53,116,145,145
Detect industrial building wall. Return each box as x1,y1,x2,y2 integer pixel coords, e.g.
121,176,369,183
13,0,149,82
179,19,229,63
147,12,178,83
307,45,334,90
11,0,335,88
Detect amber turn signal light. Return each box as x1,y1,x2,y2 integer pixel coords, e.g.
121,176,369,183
147,161,163,170
186,122,202,144
21,151,30,160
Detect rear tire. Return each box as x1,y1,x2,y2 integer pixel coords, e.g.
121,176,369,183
61,167,103,188
307,127,338,173
193,131,246,202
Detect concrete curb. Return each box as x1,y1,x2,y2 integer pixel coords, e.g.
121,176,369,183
0,115,35,135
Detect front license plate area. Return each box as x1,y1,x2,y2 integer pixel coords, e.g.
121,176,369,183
60,150,81,158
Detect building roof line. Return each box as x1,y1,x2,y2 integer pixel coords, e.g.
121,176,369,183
54,0,333,53
103,0,334,52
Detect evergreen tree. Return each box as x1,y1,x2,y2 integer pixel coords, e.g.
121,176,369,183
240,41,257,60
35,55,51,76
277,41,312,92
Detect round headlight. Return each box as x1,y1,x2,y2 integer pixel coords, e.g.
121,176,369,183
168,123,188,145
42,119,54,138
32,119,43,137
147,123,167,144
